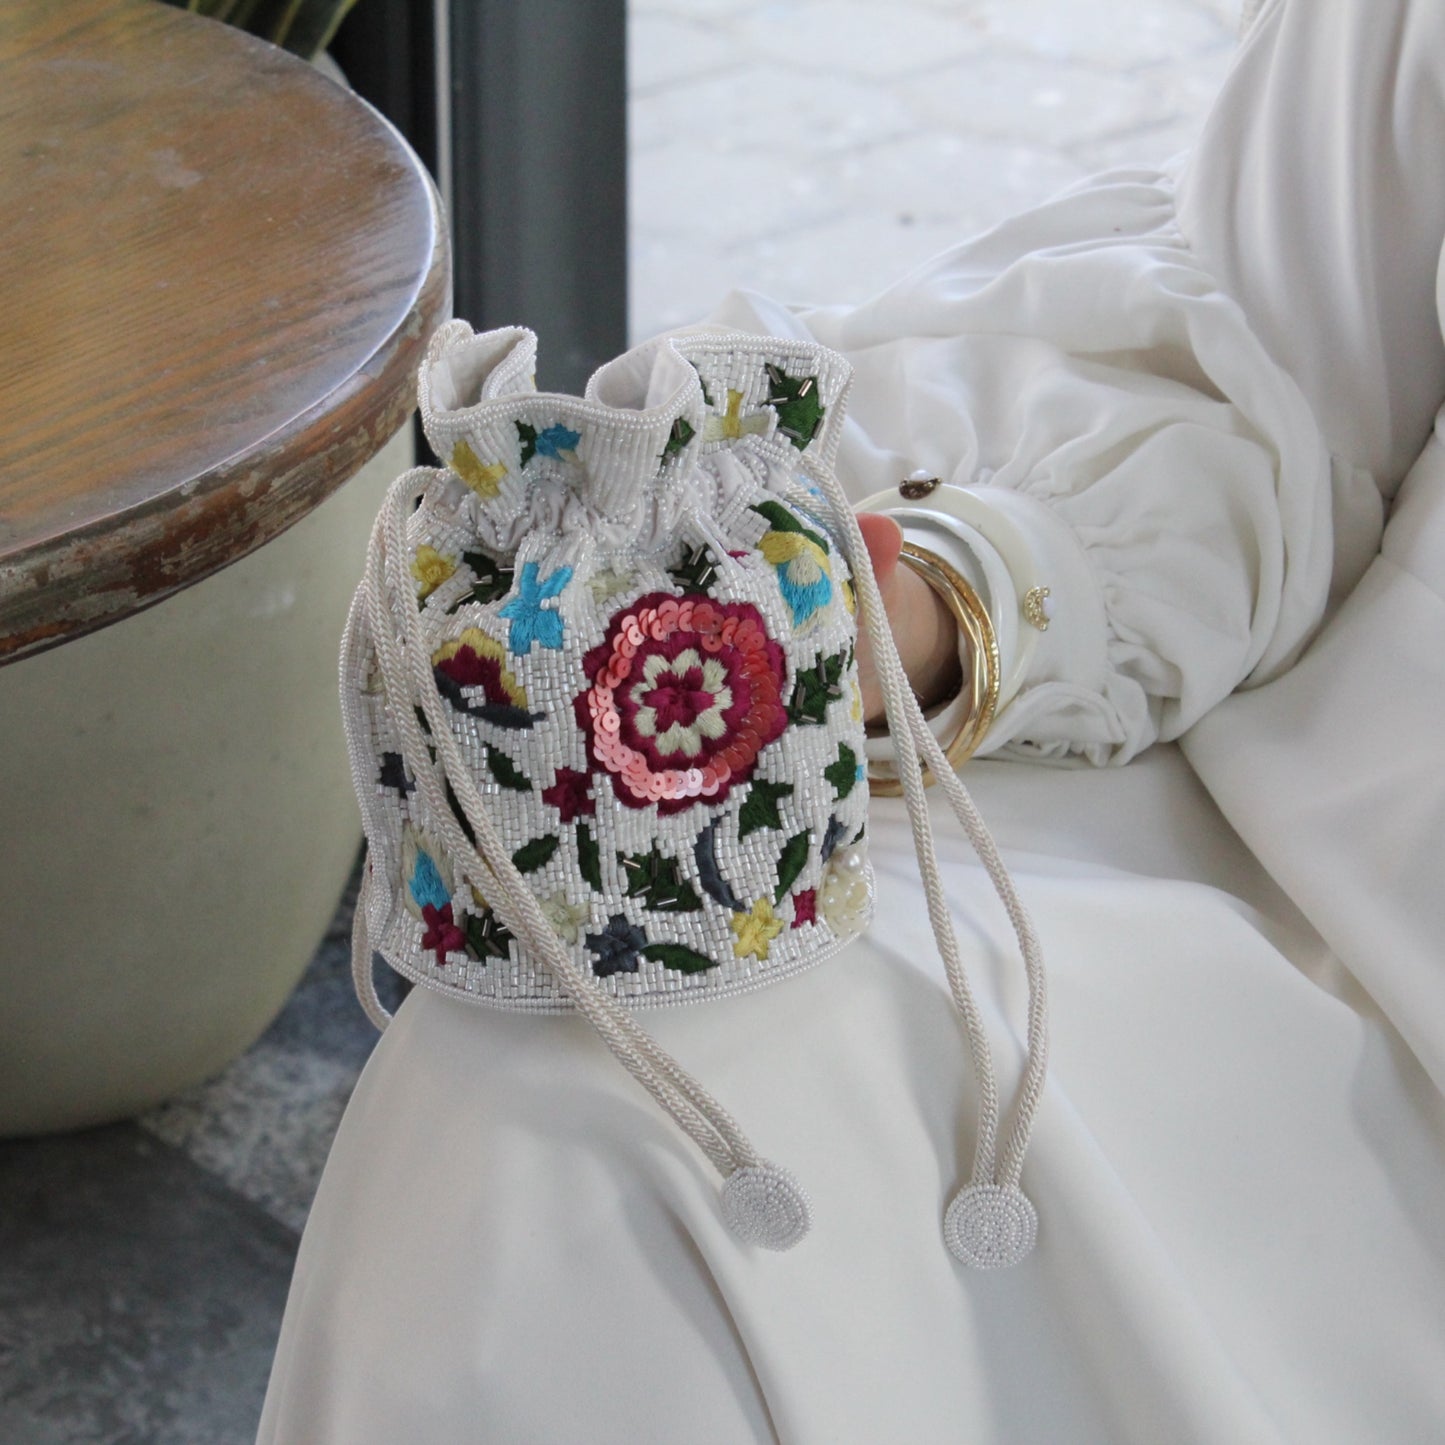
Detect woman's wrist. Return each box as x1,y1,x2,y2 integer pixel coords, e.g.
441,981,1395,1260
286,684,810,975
899,562,965,711
862,559,964,725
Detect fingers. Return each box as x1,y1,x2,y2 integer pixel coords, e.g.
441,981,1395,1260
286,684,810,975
857,511,904,589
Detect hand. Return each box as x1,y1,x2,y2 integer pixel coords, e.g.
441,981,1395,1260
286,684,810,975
854,513,964,726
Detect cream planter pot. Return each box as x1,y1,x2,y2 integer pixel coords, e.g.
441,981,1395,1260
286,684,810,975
0,427,409,1135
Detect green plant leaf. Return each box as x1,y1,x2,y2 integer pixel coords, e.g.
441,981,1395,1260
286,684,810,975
750,498,828,553
641,942,717,974
513,835,559,874
774,831,810,903
738,778,793,838
763,364,825,452
487,746,531,792
444,778,476,847
619,846,702,911
577,823,602,892
824,742,860,800
662,416,695,462
787,648,848,725
447,550,515,612
464,908,513,962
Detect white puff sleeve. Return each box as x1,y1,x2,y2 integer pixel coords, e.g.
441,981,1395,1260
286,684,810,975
707,164,1387,764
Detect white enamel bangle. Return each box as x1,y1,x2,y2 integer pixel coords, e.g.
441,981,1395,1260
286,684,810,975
857,474,1052,710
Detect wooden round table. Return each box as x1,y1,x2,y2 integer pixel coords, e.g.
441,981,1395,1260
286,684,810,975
0,0,450,1131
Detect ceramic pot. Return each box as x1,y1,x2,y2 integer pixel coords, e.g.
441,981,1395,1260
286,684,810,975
0,426,409,1134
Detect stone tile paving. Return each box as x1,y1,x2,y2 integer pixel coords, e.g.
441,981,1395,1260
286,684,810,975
629,0,1237,340
0,4,1239,1439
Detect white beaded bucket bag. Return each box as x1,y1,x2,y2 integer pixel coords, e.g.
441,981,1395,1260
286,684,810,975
342,322,1049,1267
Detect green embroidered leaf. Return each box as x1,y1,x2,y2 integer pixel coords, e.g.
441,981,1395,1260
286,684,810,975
641,942,718,975
667,542,720,595
773,830,811,903
577,823,603,892
464,908,513,962
662,415,695,461
446,550,515,612
750,498,829,554
787,648,848,725
824,742,860,800
513,834,559,874
619,846,702,912
737,778,794,838
377,752,414,797
762,363,825,452
486,746,531,792
516,420,539,466
444,778,476,847
690,363,715,408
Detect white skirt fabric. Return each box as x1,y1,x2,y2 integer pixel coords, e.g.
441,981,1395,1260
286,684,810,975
257,750,1445,1444
258,1,1445,1439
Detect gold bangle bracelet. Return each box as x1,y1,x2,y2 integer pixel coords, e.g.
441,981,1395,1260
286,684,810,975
867,540,1001,796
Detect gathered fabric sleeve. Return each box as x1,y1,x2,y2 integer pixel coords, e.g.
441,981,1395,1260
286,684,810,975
709,170,1379,765
707,0,1445,764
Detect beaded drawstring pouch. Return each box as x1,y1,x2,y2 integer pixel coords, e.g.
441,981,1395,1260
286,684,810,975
342,322,1049,1267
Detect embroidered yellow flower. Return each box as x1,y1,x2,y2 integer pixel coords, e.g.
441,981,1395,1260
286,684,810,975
540,892,590,945
411,544,458,599
451,440,508,498
431,627,530,710
731,897,784,960
758,528,834,631
703,389,769,442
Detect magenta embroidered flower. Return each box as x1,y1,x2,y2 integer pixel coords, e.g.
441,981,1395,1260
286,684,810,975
791,888,817,928
576,593,788,814
542,767,595,822
431,628,541,729
420,902,466,964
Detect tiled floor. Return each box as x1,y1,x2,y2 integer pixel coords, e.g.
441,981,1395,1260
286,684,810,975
627,0,1237,340
0,3,1236,1440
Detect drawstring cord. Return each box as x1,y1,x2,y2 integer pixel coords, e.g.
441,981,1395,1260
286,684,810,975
349,426,1049,1267
799,458,1049,1269
353,468,814,1251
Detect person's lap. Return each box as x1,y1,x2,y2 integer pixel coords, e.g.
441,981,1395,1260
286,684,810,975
260,746,1445,1444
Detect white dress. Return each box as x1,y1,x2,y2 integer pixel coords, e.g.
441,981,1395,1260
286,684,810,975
258,1,1445,1439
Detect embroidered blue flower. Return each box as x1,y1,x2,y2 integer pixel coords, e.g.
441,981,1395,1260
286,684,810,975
587,913,648,977
536,423,580,458
499,561,573,653
751,500,834,632
761,530,834,631
517,420,581,465
408,847,450,912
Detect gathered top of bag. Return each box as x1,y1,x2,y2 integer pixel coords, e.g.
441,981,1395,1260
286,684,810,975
342,322,1050,1267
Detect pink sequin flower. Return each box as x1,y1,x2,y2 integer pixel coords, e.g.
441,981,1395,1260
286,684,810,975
576,592,787,814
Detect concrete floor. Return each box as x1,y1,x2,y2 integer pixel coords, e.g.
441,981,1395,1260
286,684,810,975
0,3,1237,1440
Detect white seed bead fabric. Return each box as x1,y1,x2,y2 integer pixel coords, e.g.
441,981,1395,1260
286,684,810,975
720,1163,814,1251
343,326,871,1013
943,1184,1039,1270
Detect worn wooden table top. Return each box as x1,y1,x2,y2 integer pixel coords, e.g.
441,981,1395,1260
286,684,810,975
0,0,450,663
